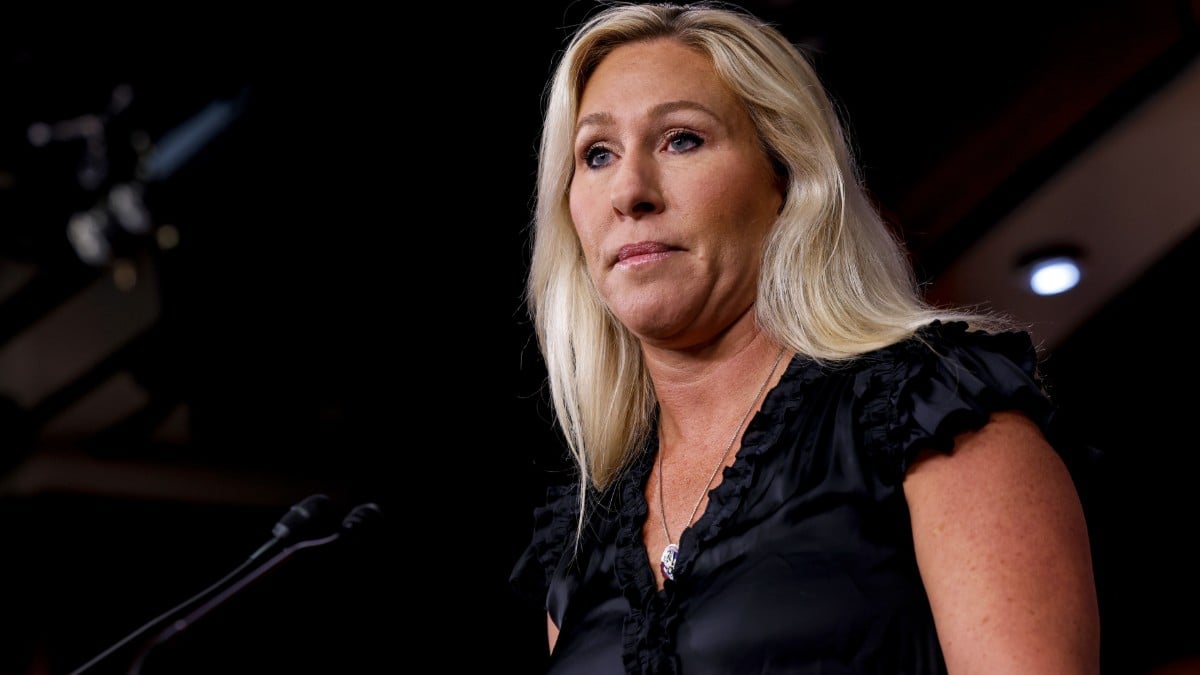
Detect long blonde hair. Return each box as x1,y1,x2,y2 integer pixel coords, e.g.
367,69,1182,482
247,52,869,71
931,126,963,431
526,2,1007,516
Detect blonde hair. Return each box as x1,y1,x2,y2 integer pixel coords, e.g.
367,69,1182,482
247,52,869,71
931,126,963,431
526,2,1008,514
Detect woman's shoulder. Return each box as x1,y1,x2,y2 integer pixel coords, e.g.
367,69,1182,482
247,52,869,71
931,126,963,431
851,319,1055,484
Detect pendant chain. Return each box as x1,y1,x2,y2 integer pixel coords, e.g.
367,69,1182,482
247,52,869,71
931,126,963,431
656,347,786,579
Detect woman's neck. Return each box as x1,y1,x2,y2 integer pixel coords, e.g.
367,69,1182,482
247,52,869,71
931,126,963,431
646,330,787,456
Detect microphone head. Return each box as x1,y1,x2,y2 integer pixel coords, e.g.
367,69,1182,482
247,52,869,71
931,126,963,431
340,503,383,534
271,493,336,542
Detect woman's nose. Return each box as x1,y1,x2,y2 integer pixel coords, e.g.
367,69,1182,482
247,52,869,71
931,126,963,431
611,153,664,218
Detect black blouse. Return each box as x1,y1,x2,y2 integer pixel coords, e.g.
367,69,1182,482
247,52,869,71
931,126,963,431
510,321,1060,674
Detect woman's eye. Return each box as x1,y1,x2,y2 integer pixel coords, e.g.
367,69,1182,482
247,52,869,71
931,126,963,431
583,145,613,168
666,131,703,153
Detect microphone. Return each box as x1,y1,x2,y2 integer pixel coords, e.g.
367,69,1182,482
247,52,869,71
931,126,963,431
69,493,339,675
339,501,384,536
125,502,385,674
249,493,339,561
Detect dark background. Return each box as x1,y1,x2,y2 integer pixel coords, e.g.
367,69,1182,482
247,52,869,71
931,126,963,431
0,2,1198,673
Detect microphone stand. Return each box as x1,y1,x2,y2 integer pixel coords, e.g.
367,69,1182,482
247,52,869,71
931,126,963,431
69,556,256,674
68,494,336,675
126,532,342,675
69,500,381,674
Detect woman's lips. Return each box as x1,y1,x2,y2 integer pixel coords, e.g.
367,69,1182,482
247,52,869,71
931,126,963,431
616,241,675,265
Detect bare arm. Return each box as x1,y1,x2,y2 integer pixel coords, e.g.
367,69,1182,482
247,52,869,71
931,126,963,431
547,612,559,654
904,410,1100,674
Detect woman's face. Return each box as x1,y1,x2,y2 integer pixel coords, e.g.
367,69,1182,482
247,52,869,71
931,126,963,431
569,38,783,350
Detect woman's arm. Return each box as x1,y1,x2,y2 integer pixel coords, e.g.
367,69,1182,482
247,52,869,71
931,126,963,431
547,612,559,654
904,410,1100,674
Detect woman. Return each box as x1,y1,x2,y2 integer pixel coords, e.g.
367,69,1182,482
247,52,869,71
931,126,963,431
511,2,1100,673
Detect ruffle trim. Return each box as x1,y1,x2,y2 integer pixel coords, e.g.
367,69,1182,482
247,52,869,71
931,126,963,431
858,320,1054,485
614,354,820,674
682,353,820,573
509,482,579,608
616,446,682,674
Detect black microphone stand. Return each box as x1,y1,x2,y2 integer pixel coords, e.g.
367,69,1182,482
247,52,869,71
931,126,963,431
125,531,342,674
68,494,336,675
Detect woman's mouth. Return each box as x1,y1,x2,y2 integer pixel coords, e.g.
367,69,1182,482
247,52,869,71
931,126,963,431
617,241,676,265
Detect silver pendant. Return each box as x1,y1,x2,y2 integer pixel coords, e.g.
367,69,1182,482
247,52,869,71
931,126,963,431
660,543,679,581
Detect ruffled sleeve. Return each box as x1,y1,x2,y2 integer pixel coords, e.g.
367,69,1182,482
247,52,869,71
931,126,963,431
858,320,1056,485
509,482,579,609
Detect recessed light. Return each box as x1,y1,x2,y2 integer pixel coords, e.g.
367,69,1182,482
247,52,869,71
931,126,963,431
1028,256,1082,296
1016,244,1085,296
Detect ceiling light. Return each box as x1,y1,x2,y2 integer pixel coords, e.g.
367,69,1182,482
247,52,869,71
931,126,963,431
1018,245,1084,296
1028,256,1082,295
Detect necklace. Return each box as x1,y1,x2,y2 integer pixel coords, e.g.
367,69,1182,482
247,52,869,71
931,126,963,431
656,346,787,581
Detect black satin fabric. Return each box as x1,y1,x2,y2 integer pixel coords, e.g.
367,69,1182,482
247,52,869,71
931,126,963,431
511,321,1058,674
